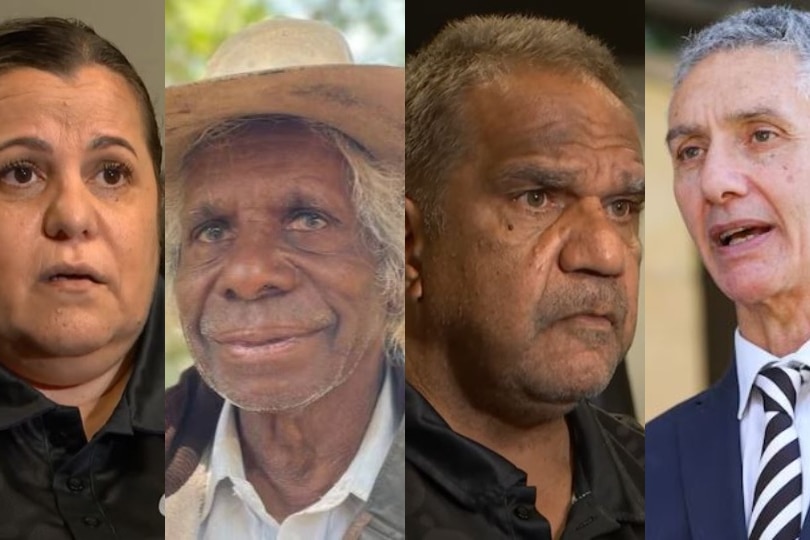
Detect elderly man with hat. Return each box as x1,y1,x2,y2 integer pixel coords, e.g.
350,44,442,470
163,19,404,540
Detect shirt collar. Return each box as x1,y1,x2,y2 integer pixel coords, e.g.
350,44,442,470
0,276,164,434
735,329,810,420
203,359,399,520
125,276,165,433
405,384,644,524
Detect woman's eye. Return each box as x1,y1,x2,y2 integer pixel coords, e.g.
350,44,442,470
96,163,132,186
0,162,41,186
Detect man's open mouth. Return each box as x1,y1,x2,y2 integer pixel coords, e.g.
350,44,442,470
715,225,773,247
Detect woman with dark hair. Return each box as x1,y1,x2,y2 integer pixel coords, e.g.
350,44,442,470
0,17,163,539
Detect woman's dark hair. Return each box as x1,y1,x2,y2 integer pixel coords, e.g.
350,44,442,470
0,17,162,180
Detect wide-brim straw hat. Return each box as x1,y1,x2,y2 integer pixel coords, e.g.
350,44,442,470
165,18,404,181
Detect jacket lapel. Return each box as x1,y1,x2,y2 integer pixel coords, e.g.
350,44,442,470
678,363,746,539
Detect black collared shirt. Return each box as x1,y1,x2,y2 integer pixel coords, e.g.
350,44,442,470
0,279,164,540
405,384,645,539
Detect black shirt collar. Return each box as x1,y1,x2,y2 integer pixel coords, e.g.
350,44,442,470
405,383,644,525
0,277,165,434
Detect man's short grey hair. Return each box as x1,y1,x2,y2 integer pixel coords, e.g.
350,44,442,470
406,14,631,231
674,6,810,94
166,115,405,356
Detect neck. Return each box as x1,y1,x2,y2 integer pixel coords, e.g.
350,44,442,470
737,296,810,356
237,353,386,521
406,335,574,538
0,338,137,439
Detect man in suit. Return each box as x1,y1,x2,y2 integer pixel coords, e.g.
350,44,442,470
647,6,810,539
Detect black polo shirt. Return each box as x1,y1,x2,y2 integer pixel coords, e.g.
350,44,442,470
406,384,645,539
0,279,164,540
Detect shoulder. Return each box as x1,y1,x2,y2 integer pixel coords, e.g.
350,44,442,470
580,401,645,462
646,386,719,447
165,367,223,493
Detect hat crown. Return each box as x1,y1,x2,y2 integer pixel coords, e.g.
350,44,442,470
204,18,354,79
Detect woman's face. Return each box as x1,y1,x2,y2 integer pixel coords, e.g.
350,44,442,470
0,65,159,382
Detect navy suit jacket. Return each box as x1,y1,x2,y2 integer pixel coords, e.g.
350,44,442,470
647,361,810,539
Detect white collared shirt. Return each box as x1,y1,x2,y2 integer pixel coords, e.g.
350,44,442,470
199,366,398,540
736,330,810,528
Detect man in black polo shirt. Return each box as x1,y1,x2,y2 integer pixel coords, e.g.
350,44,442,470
405,15,645,539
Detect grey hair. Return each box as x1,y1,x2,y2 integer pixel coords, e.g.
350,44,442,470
406,14,631,231
165,114,404,357
674,6,810,94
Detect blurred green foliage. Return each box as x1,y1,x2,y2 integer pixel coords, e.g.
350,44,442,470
164,0,404,386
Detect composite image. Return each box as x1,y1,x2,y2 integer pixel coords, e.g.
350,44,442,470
0,0,808,538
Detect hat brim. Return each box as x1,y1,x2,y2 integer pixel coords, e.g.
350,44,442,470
165,64,404,181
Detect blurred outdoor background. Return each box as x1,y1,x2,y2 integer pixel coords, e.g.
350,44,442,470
164,0,405,386
644,0,809,422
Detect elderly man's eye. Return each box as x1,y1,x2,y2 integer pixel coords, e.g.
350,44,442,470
0,160,41,186
516,190,549,209
607,199,643,220
193,221,231,243
677,146,703,162
752,129,777,143
289,210,329,231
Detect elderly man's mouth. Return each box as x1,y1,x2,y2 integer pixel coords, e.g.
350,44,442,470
210,328,325,360
710,221,773,249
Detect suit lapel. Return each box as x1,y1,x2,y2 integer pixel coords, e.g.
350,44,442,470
678,363,747,539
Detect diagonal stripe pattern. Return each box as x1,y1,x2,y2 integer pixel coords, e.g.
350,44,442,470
749,363,806,540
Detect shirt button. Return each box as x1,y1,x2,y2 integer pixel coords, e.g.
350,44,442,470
514,505,532,520
67,478,85,492
82,516,101,528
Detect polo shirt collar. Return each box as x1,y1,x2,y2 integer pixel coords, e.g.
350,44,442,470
405,384,644,525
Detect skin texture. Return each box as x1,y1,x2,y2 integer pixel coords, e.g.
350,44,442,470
406,68,643,538
668,48,810,355
174,124,388,519
175,124,388,412
0,66,159,436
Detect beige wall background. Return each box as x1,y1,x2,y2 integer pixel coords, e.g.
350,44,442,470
644,54,707,423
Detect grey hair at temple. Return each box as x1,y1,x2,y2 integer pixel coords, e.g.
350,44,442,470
165,114,405,355
406,14,632,232
674,6,810,95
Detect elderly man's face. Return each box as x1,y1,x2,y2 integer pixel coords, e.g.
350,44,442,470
417,69,643,418
175,123,388,411
669,48,810,308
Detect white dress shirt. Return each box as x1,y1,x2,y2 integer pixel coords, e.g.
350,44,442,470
199,366,398,540
736,330,810,528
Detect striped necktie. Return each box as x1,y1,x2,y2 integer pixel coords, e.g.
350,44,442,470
749,363,805,540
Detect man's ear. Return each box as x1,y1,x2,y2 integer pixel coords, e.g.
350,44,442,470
405,197,423,301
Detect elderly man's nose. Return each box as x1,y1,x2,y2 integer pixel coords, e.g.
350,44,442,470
558,204,626,277
43,175,99,241
699,145,749,204
218,235,298,301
